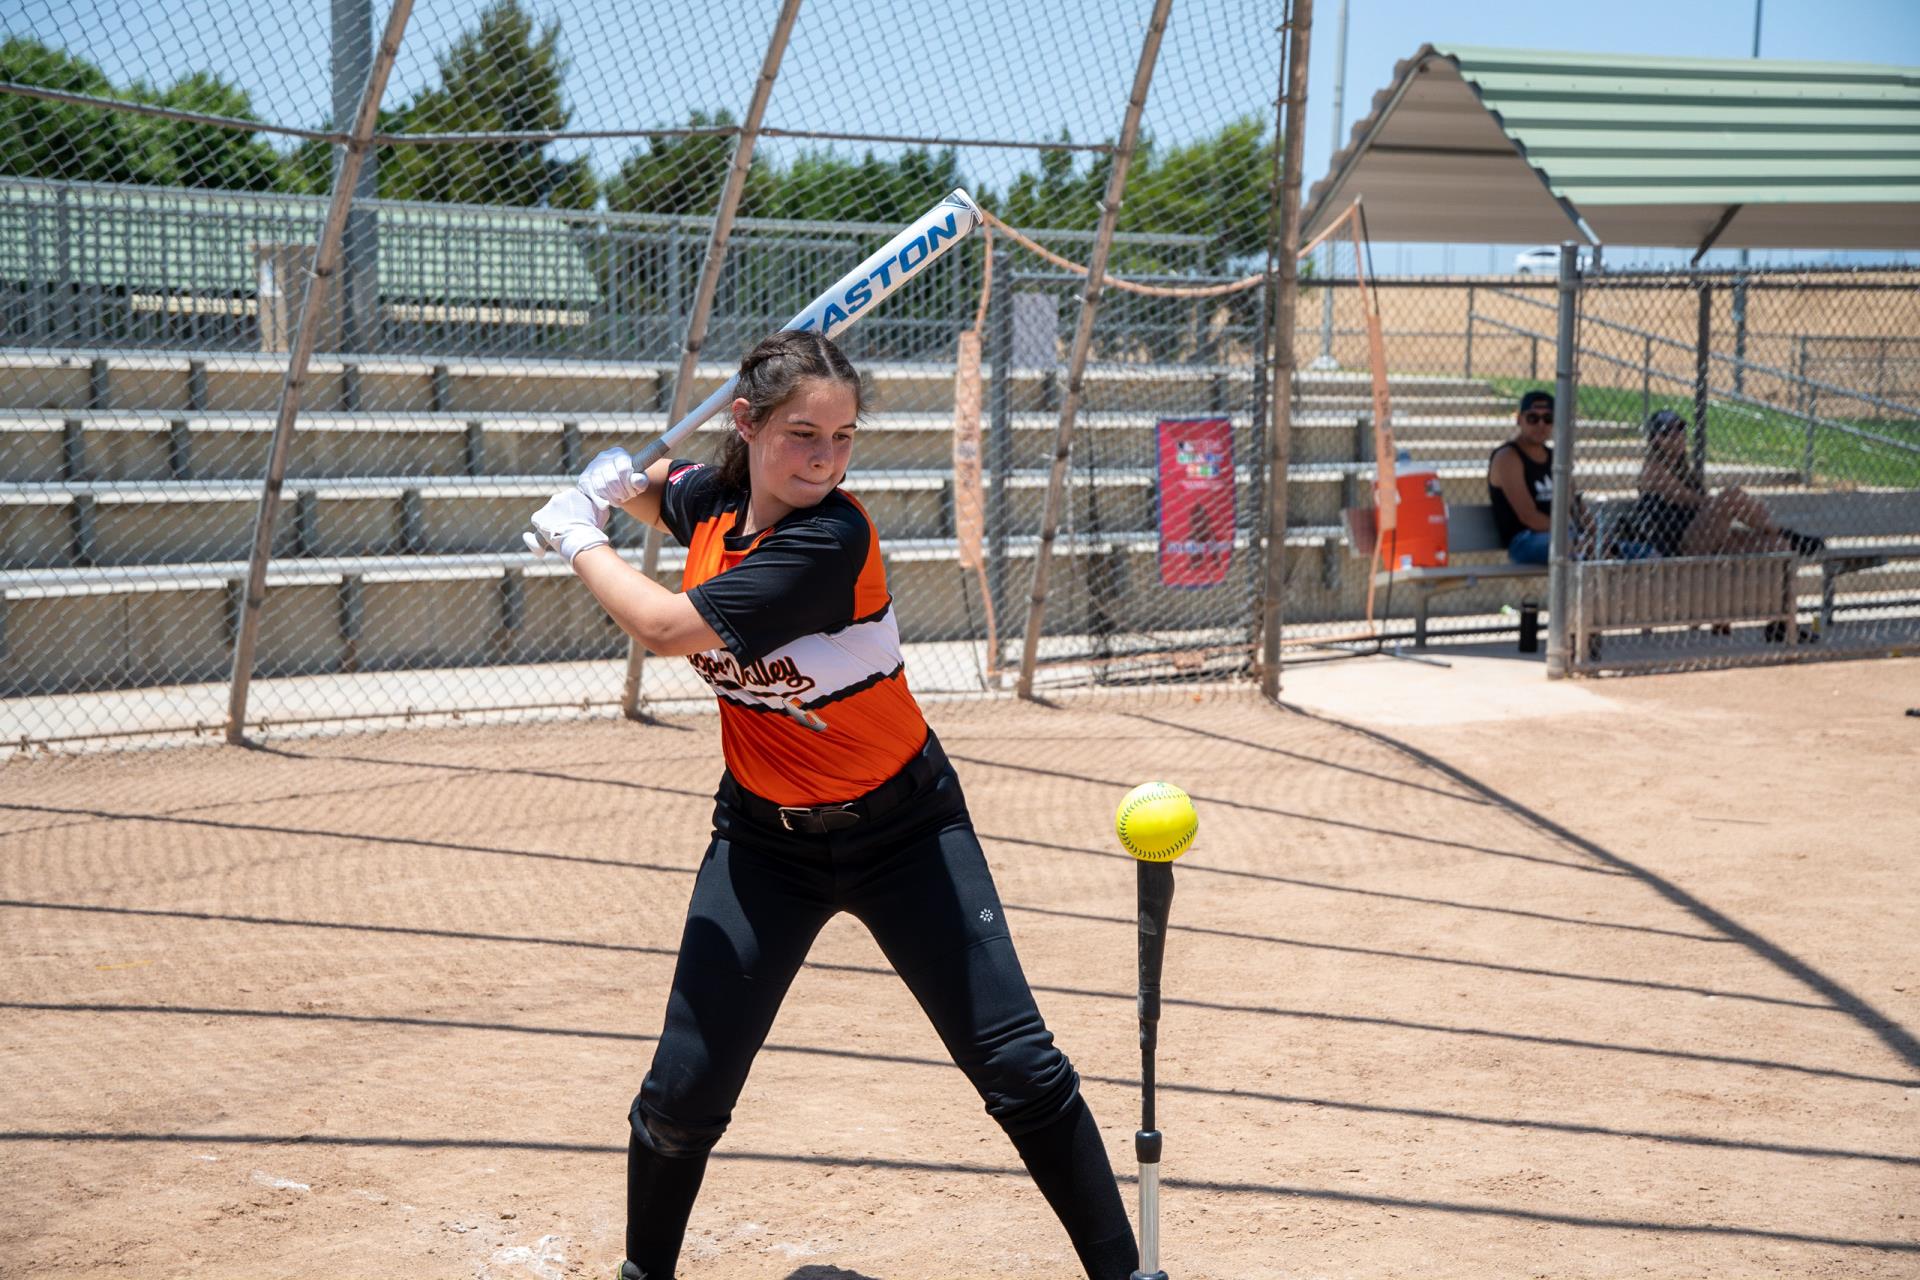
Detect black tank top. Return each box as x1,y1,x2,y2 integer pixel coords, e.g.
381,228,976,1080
1488,442,1553,546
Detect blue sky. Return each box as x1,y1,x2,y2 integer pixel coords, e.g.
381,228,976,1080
8,0,1918,268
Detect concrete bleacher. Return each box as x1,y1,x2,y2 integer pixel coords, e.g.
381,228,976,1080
6,346,1897,702
0,347,1308,697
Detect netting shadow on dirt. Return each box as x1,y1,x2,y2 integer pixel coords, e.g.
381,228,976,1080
2,672,1916,1278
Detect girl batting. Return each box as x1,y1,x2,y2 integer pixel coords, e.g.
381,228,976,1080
526,330,1139,1280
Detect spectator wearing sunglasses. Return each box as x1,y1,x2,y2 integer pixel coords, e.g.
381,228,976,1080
1487,390,1588,564
1629,409,1823,558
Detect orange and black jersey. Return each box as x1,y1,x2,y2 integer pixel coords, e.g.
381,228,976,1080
660,459,928,806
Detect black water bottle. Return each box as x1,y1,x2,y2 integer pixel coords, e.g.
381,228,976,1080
1519,602,1540,653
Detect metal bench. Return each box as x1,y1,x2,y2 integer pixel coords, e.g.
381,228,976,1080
0,347,1271,425
1349,490,1920,655
1569,553,1798,661
1348,502,1546,647
1761,491,1920,631
0,467,1346,567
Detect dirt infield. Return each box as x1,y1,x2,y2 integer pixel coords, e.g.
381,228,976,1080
2,655,1916,1279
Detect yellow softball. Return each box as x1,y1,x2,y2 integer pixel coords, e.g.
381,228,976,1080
1114,782,1197,862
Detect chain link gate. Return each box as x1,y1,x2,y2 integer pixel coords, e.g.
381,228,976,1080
969,266,1269,692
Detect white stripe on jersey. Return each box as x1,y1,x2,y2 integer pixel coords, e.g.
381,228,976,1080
685,604,903,714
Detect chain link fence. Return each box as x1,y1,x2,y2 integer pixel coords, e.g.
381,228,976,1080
1278,236,1565,652
5,2,1917,753
1,0,1287,751
1561,268,1920,672
964,264,1270,693
1280,263,1920,670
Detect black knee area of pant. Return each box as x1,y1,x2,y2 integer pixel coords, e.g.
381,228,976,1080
630,1095,725,1159
987,1056,1083,1139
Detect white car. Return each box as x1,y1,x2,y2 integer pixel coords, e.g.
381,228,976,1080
1514,245,1593,275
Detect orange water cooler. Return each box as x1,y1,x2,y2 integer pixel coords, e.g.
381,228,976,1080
1380,466,1448,569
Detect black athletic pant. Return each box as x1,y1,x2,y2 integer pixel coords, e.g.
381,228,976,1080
626,731,1137,1279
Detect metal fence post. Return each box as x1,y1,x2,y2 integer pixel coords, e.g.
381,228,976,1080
1237,285,1268,620
664,225,684,362
1730,273,1748,396
1642,333,1652,422
1544,241,1580,680
622,0,804,721
1692,281,1713,488
1798,336,1816,481
1259,0,1311,700
333,0,377,355
224,0,413,744
1463,284,1475,379
1015,0,1174,700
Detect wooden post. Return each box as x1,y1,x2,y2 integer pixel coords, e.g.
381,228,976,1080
1015,0,1176,700
1258,0,1312,700
226,0,414,743
622,0,805,720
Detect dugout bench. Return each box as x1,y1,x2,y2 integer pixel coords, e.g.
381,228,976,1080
1345,491,1920,656
1758,490,1920,632
1344,503,1547,649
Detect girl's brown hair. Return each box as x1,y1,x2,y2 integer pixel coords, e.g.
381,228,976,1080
716,330,865,493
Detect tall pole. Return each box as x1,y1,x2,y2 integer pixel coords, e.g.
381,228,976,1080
1732,0,1760,389
1015,0,1176,701
226,0,414,742
1692,283,1713,487
333,0,377,355
1544,242,1580,679
622,0,804,719
1258,0,1312,701
1311,0,1348,370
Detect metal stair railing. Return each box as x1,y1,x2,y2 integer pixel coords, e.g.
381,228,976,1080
1467,294,1920,485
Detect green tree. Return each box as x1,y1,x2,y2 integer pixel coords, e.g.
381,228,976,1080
1119,116,1272,266
542,153,597,210
1000,131,1105,232
760,145,962,225
278,132,337,197
605,110,749,215
125,72,281,191
0,38,136,182
380,0,596,207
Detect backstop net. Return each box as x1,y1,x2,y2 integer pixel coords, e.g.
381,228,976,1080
2,0,1285,750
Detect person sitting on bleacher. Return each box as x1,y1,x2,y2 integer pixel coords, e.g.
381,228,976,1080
1628,410,1824,558
1487,390,1590,564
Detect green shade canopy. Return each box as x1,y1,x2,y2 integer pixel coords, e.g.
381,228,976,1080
1302,45,1920,254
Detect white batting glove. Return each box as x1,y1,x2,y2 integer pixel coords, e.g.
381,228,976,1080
578,447,649,507
524,488,611,564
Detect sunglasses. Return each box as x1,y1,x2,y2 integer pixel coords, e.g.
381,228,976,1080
1522,411,1552,424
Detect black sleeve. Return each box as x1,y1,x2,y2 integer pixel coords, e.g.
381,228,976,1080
656,459,722,547
687,501,872,665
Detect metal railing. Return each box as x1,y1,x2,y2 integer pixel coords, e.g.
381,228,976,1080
1465,286,1920,484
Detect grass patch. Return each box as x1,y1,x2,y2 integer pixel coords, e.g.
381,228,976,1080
1486,376,1920,488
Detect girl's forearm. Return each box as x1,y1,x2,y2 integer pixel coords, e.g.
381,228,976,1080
570,546,718,656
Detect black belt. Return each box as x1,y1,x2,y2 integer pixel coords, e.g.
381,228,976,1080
726,731,945,835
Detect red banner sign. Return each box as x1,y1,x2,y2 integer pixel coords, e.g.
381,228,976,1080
1156,418,1235,589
